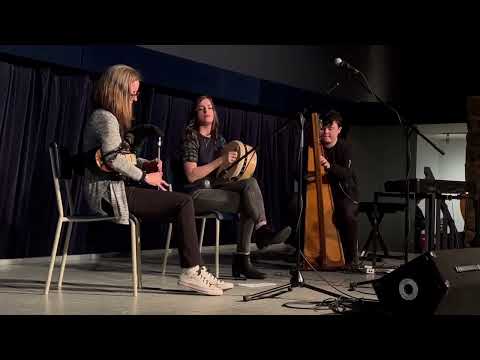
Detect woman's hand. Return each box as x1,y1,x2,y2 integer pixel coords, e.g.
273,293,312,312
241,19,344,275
223,151,237,165
144,172,170,191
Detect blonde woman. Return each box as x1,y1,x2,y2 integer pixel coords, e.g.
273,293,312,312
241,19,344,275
82,65,233,295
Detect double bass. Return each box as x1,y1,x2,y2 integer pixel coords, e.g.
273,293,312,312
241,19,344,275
303,113,345,269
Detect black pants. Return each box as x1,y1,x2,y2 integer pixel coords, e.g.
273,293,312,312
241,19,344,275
286,192,358,265
333,196,359,265
125,186,202,268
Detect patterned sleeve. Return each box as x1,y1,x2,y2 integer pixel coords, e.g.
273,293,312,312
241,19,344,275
93,110,144,181
183,132,199,163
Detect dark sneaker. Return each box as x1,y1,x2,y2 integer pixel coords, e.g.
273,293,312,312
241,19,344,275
255,225,292,250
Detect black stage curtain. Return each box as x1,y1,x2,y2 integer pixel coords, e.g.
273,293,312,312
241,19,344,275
0,58,299,259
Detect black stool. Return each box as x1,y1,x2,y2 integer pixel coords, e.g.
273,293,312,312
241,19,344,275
358,202,405,268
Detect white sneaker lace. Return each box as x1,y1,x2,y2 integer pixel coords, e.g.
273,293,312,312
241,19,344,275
195,267,217,288
200,266,222,285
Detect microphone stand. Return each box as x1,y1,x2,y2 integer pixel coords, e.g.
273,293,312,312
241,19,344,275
157,136,162,191
348,67,445,264
243,112,343,302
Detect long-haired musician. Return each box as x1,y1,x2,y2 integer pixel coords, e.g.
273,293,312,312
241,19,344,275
181,95,291,279
82,65,233,295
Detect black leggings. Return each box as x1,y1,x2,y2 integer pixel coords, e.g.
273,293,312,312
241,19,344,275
125,186,202,268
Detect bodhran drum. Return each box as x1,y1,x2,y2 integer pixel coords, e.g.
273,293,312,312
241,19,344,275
216,140,257,182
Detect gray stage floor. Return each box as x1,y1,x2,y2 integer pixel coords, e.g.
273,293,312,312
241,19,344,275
0,244,403,315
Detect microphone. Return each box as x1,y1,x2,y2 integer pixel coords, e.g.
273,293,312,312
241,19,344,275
299,112,306,126
334,58,360,74
326,81,341,95
129,124,165,139
126,124,165,153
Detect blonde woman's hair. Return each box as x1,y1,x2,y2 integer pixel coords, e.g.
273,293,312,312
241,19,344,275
94,64,142,134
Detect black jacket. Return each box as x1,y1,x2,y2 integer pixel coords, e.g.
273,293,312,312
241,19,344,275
324,139,359,202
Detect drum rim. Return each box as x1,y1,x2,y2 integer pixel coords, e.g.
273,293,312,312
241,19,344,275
218,140,256,180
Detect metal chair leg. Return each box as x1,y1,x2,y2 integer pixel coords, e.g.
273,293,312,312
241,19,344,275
215,218,220,278
58,222,73,290
45,219,64,295
132,217,142,289
199,218,207,252
130,219,138,297
162,223,173,275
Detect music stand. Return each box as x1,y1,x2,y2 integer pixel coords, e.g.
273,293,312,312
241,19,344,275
243,112,343,302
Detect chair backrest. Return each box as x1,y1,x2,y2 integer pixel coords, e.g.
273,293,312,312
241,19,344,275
50,142,74,180
49,142,75,218
163,157,189,193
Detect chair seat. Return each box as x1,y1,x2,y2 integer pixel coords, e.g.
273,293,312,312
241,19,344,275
358,202,405,215
195,211,238,221
64,215,119,223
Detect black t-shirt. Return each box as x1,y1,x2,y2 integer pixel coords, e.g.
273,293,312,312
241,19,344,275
182,129,226,192
197,133,220,166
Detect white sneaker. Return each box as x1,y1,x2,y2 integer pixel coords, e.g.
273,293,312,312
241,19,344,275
178,266,223,296
200,266,234,291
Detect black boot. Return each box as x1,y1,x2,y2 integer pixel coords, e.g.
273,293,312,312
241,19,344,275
254,225,292,250
232,253,267,279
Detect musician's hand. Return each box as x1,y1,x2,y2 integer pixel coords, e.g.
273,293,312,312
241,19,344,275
223,151,238,165
144,172,170,190
319,156,331,169
157,179,170,192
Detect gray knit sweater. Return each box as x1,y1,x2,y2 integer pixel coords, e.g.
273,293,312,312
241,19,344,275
82,109,147,224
